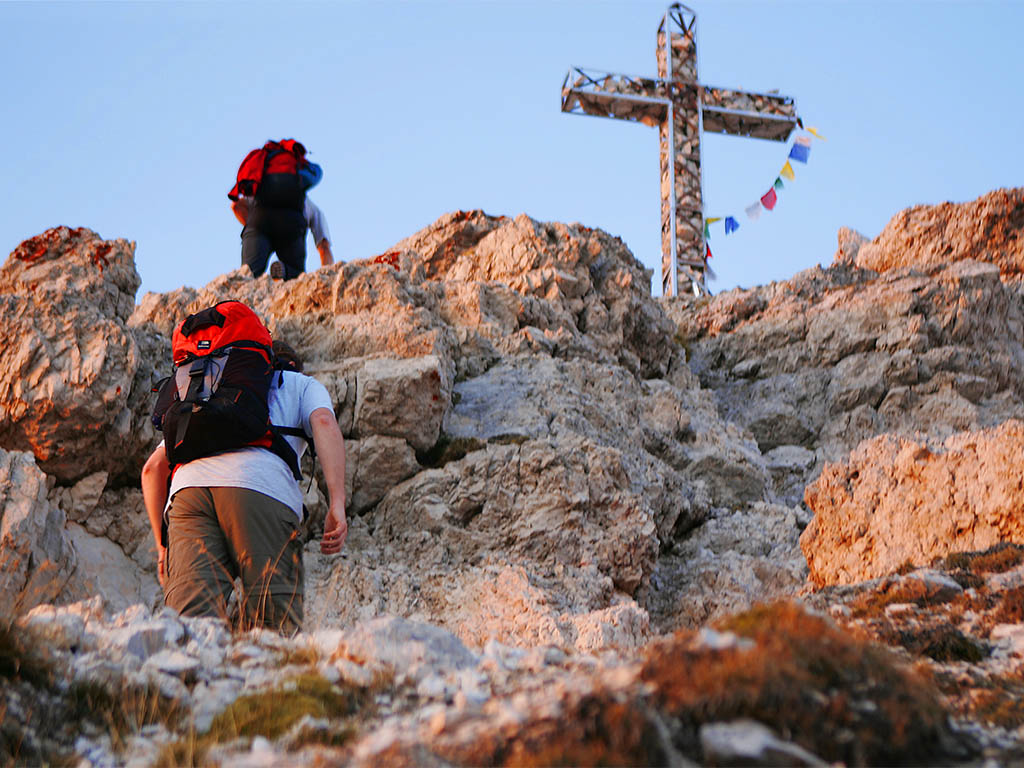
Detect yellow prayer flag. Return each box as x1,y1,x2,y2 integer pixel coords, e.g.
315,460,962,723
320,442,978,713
706,217,722,224
780,161,795,181
807,127,827,141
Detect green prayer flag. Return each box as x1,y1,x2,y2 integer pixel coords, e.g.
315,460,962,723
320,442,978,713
774,177,784,191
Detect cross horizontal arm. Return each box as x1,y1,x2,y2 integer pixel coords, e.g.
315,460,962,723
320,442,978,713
561,67,669,127
701,85,798,141
562,67,799,141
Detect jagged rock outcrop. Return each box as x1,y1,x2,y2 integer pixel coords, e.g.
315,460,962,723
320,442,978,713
669,190,1024,507
3,213,775,642
802,420,1024,586
848,187,1024,276
0,449,75,618
0,228,157,484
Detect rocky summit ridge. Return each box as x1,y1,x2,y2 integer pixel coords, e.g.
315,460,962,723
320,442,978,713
2,189,1024,765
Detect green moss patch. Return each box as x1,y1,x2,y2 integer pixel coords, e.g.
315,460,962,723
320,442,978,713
159,674,371,766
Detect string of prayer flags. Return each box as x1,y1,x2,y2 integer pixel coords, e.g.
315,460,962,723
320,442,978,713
706,127,823,240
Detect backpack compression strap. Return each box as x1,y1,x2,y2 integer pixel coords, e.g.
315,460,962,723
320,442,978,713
271,425,316,487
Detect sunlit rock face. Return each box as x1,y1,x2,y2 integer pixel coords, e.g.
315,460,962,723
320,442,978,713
849,187,1024,276
802,420,1024,587
0,227,156,484
668,189,1024,510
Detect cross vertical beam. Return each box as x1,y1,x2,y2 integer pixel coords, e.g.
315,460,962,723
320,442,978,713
658,5,701,297
561,3,800,297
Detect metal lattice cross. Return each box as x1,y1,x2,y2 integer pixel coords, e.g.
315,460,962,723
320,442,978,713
561,3,800,297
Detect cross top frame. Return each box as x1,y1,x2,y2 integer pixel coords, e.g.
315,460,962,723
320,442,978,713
561,3,801,296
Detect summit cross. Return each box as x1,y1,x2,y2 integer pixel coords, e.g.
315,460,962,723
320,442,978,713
561,3,801,297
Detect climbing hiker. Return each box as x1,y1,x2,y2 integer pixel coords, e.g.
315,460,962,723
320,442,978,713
231,195,335,278
141,301,347,633
227,139,330,280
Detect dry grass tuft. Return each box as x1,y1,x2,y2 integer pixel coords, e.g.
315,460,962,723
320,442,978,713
432,693,669,768
969,677,1024,729
849,576,958,619
939,543,1024,575
875,624,987,663
67,679,189,750
0,624,53,689
641,601,961,766
991,586,1024,625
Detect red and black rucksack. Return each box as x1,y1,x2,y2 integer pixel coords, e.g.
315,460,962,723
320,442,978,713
227,139,308,210
151,300,304,479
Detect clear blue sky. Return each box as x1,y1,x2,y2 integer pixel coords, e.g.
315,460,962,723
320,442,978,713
2,1,1020,299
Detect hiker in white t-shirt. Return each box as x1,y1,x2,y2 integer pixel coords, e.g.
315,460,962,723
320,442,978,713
141,340,347,633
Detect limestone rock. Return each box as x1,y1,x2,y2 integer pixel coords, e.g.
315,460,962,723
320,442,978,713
834,226,869,266
671,192,1024,504
345,435,421,514
647,503,808,630
60,522,161,615
853,187,1024,275
802,420,1024,586
0,449,76,618
329,616,479,684
0,227,150,483
700,720,827,767
353,356,450,452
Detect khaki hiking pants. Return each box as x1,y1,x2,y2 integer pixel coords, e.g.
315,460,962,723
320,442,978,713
164,486,304,633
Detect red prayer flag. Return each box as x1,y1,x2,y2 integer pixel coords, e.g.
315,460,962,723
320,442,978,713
760,188,778,210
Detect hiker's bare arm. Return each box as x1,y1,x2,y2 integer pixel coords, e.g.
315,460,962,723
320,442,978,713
309,407,347,554
317,239,334,267
232,199,250,226
141,444,171,584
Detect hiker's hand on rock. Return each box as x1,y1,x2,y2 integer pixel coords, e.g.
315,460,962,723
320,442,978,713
321,502,347,555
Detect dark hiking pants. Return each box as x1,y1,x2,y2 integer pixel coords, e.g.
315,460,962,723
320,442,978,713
241,206,307,279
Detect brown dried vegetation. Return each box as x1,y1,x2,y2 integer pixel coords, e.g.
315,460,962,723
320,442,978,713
939,543,1024,575
436,693,670,768
849,576,959,619
873,623,987,663
641,601,962,766
991,586,1024,625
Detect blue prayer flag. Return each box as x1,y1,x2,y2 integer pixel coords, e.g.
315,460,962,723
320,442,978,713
789,143,810,163
724,216,739,234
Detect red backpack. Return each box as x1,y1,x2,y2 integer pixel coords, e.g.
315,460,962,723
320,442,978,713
150,301,303,479
228,139,308,210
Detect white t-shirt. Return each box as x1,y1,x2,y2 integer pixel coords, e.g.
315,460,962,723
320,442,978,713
165,370,334,520
304,198,331,246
